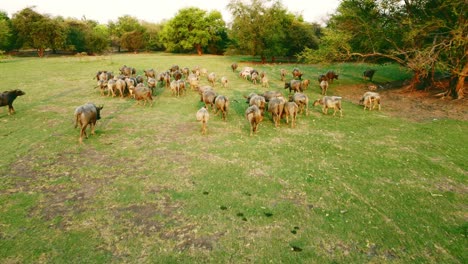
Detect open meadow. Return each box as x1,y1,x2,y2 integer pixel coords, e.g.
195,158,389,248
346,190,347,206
0,53,466,263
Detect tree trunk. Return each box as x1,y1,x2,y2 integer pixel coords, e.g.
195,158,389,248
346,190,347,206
196,44,202,56
455,60,468,99
408,70,423,91
456,77,465,99
37,48,44,58
271,56,276,63
446,76,458,98
261,56,266,64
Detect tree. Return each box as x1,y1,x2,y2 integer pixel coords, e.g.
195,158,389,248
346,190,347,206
284,21,320,57
300,0,467,98
0,20,11,50
65,19,88,52
205,25,229,55
65,19,108,54
159,7,226,55
204,13,229,55
297,28,352,63
11,7,67,57
227,0,318,62
141,21,165,51
86,24,109,54
108,15,145,52
48,17,67,53
11,7,43,51
121,30,145,52
227,0,269,59
0,11,14,51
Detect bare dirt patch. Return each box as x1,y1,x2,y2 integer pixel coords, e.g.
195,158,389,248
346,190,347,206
335,84,467,122
4,147,123,227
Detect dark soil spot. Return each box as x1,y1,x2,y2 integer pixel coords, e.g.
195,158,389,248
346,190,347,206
291,226,300,234
291,245,303,252
115,201,179,235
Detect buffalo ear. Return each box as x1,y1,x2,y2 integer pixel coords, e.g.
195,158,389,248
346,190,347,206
99,105,104,110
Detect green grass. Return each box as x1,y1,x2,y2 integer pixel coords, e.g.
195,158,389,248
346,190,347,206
0,53,466,263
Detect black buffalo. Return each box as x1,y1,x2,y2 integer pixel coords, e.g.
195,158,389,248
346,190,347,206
363,69,376,81
0,89,25,115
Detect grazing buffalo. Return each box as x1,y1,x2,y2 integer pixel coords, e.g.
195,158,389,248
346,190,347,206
363,69,376,81
292,68,303,80
284,80,302,94
74,103,103,144
318,74,327,83
231,63,238,72
325,71,339,83
120,65,136,77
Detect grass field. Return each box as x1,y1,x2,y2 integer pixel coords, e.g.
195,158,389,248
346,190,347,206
0,53,466,263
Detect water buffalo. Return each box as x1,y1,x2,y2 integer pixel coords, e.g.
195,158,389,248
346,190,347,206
0,89,25,115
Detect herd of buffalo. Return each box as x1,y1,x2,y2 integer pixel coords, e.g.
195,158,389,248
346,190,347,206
0,63,379,143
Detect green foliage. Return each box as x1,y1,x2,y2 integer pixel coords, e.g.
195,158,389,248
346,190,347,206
114,15,145,34
108,15,146,52
284,21,320,57
87,24,110,54
330,0,388,53
65,20,88,52
301,0,467,95
227,0,318,60
11,7,44,50
49,17,67,52
0,20,11,50
11,7,67,57
297,28,352,63
159,7,225,55
0,11,14,51
65,19,110,54
227,0,267,56
141,21,165,51
121,31,145,52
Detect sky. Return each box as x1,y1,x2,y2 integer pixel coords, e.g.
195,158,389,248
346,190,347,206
1,0,341,25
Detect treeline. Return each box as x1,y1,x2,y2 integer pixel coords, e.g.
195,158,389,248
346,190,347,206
0,0,320,61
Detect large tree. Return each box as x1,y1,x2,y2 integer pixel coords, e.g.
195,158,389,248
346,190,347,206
141,21,165,51
65,19,88,52
64,19,109,54
108,15,145,52
159,7,226,55
300,0,467,98
48,17,67,53
227,0,318,62
227,0,264,57
284,21,321,58
120,30,145,52
87,24,109,54
11,7,67,57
